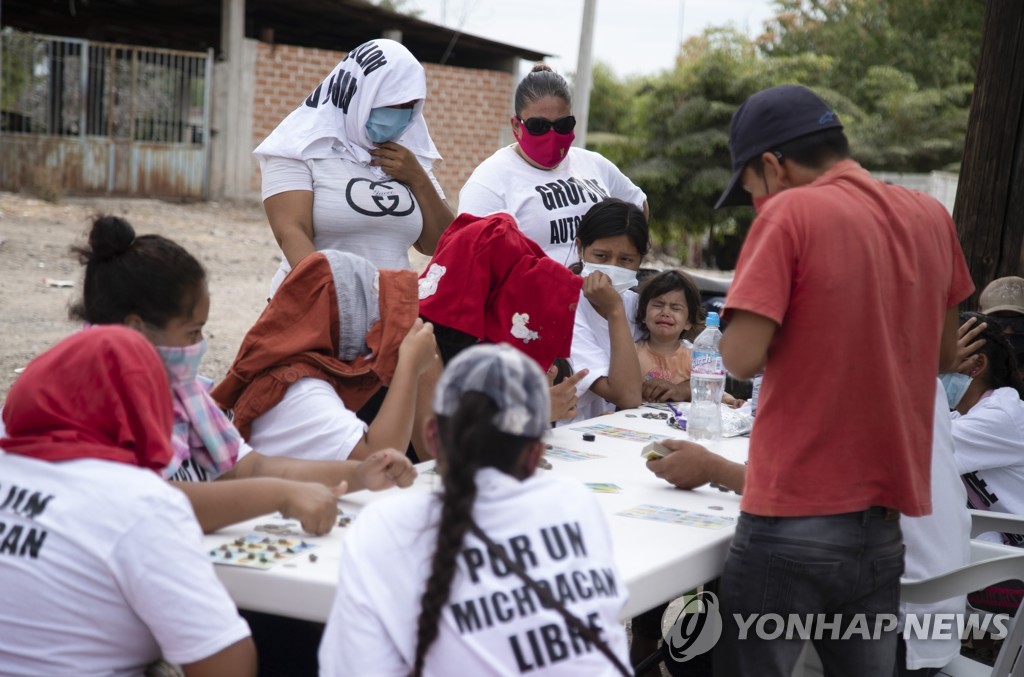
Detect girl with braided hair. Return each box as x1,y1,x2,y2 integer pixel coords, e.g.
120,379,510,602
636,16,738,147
319,344,630,675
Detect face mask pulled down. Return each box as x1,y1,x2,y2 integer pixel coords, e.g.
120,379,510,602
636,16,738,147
939,372,972,409
581,262,638,294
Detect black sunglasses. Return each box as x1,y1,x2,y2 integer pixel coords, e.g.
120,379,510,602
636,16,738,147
991,315,1024,333
518,115,576,136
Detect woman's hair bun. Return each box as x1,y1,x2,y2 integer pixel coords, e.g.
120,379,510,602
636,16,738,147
85,214,136,262
530,63,554,74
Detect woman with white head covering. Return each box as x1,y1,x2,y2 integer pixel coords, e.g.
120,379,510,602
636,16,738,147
319,344,631,676
256,39,454,296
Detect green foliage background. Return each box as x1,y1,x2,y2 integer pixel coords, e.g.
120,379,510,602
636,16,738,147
584,0,985,267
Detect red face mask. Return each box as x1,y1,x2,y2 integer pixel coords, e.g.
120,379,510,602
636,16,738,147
517,126,574,168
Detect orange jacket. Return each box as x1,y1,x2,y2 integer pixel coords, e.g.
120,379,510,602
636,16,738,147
211,253,417,439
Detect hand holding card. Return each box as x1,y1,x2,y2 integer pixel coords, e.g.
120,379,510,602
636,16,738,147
641,441,673,461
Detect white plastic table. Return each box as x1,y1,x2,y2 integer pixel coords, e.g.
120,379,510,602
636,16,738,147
203,408,748,623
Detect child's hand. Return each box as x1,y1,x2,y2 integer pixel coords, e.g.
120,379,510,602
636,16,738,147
582,271,624,319
642,377,677,402
723,393,745,409
356,449,418,491
398,318,439,375
281,481,347,535
548,368,589,421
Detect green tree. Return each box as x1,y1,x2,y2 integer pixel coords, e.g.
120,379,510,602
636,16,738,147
587,62,635,135
761,0,984,91
759,0,983,171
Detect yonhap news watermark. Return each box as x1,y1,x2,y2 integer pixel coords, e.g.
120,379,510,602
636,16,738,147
662,591,1009,663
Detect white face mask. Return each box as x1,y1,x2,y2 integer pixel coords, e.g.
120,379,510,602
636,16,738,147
580,262,638,293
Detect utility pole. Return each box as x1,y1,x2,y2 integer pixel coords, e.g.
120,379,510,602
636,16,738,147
573,0,597,148
953,0,1024,304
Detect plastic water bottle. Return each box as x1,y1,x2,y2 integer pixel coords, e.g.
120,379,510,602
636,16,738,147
689,312,726,440
751,371,764,417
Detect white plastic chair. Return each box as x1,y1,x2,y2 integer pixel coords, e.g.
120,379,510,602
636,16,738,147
899,510,1024,677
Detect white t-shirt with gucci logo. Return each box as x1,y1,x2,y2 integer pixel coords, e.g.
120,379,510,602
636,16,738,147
261,155,446,295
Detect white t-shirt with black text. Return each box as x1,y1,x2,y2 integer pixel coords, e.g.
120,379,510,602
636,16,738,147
319,467,629,676
0,452,250,676
261,155,446,295
458,146,646,265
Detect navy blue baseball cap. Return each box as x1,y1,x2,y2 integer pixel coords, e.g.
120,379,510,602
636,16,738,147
715,84,843,209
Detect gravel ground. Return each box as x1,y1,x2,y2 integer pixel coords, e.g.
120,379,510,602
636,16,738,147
0,191,278,400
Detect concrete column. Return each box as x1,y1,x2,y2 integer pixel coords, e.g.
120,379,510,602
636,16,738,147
210,0,254,200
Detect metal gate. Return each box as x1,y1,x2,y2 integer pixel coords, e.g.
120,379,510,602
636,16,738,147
0,29,212,199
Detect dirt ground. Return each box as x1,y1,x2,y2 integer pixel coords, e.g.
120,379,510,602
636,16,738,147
0,191,279,400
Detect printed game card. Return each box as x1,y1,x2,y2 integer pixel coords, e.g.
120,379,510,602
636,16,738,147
208,533,318,569
616,504,736,530
575,424,662,444
545,446,606,462
640,441,673,461
585,483,623,494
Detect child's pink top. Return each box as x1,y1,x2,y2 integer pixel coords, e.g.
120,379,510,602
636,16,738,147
636,340,692,383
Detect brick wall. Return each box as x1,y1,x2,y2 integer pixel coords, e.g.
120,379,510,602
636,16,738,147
251,41,515,205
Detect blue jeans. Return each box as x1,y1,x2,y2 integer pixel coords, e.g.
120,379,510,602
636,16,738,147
713,509,905,677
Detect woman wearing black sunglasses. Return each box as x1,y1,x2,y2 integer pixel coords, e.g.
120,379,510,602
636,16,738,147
458,64,648,266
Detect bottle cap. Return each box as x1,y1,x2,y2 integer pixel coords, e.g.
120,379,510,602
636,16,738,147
706,312,720,328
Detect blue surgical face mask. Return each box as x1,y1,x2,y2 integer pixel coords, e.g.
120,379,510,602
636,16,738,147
365,107,414,143
939,372,972,409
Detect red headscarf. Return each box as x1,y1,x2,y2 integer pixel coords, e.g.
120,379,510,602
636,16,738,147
417,212,583,371
1,326,174,472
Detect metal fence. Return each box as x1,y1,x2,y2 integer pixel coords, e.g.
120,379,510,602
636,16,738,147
0,28,213,197
1,29,211,142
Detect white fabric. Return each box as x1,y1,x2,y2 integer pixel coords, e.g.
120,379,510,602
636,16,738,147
457,146,646,265
262,156,446,294
899,381,971,670
566,290,641,423
0,453,250,676
319,468,629,676
253,39,440,178
951,387,1024,544
247,378,367,461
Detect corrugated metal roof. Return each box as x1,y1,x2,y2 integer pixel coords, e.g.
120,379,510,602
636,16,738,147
3,0,549,71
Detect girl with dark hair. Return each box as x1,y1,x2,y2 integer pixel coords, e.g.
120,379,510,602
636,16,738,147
458,63,647,265
634,270,705,403
566,198,648,421
319,344,630,676
945,312,1024,544
51,214,419,534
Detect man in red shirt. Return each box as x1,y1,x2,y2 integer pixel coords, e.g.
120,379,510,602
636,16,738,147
711,85,973,675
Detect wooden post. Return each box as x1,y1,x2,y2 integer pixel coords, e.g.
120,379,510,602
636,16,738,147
953,0,1024,307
